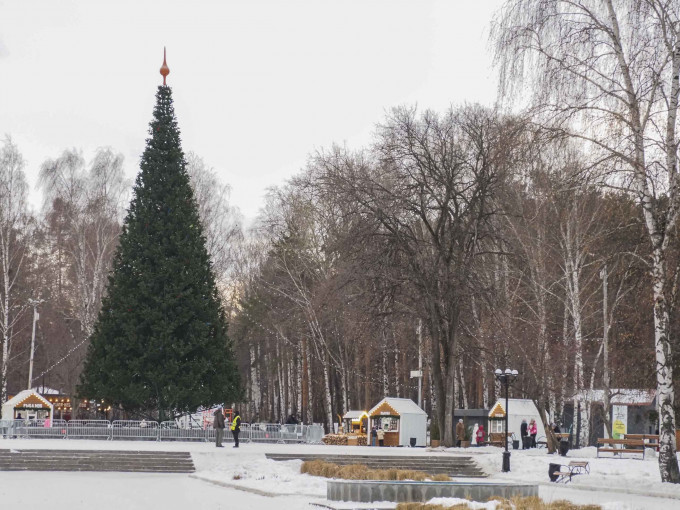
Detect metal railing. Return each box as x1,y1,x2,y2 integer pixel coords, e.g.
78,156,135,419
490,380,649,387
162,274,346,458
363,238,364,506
111,420,159,441
66,420,111,439
0,419,325,443
159,421,206,441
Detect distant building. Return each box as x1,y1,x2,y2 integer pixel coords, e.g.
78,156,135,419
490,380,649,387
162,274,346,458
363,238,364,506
566,389,657,446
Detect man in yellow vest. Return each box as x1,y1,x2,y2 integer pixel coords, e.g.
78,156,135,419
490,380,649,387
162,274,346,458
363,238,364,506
231,410,241,448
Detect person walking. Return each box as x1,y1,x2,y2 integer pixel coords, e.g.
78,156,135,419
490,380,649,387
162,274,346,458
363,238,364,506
371,425,378,446
455,419,465,447
520,418,528,449
231,409,241,448
529,418,538,448
213,407,225,447
377,427,385,447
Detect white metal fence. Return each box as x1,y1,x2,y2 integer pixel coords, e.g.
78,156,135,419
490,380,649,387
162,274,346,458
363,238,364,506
0,418,324,443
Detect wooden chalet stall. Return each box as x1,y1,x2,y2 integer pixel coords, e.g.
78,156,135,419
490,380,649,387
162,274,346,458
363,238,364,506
343,410,368,435
368,397,427,447
1,389,53,422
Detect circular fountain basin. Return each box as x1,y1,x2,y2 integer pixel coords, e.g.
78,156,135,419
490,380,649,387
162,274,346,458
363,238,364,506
327,480,538,503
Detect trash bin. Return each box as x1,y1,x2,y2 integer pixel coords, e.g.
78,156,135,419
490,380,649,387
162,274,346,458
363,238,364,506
409,437,417,447
512,439,520,450
559,440,569,457
548,463,561,482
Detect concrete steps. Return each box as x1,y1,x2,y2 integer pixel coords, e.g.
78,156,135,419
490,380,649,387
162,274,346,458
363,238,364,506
266,453,486,477
0,449,195,473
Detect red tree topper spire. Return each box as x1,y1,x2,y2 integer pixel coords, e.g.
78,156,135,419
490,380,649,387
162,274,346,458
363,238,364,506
160,47,170,85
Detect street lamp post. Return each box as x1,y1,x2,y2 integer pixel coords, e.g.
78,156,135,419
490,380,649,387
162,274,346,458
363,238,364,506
494,368,519,472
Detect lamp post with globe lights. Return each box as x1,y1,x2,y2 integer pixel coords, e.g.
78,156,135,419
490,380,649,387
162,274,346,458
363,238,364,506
494,368,519,472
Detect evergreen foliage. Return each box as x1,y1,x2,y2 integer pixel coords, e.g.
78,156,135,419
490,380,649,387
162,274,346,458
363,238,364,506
78,86,240,419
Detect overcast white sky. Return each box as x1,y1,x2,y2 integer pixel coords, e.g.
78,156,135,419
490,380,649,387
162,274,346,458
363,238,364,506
0,0,504,222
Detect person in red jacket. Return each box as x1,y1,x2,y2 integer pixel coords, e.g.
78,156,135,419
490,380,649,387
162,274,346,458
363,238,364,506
475,424,485,446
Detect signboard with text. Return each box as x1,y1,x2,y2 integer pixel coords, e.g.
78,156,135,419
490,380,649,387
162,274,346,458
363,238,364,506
612,405,627,439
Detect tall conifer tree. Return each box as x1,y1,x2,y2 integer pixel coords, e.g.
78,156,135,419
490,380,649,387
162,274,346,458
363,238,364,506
79,71,240,420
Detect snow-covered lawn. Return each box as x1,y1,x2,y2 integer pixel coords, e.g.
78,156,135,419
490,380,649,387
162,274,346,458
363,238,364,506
1,439,680,509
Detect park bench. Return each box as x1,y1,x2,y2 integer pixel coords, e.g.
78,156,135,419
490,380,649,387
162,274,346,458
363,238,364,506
623,434,659,451
597,438,646,459
549,461,590,483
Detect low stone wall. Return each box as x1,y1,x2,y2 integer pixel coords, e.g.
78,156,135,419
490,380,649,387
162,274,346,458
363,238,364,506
327,480,538,503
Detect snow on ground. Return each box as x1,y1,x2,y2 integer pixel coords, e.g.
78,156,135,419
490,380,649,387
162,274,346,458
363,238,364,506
451,444,680,499
1,439,680,509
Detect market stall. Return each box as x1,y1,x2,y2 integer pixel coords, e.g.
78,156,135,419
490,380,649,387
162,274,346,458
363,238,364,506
342,410,368,435
1,389,53,422
368,397,426,447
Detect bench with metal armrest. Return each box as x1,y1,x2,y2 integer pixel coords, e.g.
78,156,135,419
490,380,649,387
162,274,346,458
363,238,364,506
550,461,590,483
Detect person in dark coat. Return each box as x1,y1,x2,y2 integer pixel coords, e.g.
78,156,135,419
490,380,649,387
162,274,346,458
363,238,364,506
520,419,529,449
231,410,241,448
455,419,465,447
213,407,225,447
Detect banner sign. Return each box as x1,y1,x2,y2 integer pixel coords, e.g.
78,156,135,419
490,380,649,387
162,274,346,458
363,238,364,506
612,405,627,439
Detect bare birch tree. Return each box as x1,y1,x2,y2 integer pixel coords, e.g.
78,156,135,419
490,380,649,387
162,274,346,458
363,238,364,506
186,152,243,295
38,148,127,396
0,136,32,404
493,0,680,482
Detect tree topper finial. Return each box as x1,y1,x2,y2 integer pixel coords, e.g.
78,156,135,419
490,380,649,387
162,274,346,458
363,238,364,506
160,47,170,85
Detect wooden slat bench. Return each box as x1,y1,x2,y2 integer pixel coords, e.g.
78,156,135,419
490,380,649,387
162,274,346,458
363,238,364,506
550,461,590,483
623,434,659,451
597,438,646,459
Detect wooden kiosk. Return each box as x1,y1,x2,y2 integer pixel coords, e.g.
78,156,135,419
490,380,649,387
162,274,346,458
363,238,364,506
1,390,53,422
368,397,427,447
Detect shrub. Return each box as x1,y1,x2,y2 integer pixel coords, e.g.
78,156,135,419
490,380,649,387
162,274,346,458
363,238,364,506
300,461,448,482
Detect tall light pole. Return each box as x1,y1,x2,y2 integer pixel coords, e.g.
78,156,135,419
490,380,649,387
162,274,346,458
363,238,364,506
494,368,519,472
27,299,41,390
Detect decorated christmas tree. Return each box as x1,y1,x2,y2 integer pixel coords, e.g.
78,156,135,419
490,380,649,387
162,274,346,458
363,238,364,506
78,52,240,420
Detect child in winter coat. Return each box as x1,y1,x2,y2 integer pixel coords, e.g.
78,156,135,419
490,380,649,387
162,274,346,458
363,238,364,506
475,424,485,446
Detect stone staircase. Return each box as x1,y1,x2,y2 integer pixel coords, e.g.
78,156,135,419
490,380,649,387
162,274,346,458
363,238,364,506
0,449,195,473
266,453,486,477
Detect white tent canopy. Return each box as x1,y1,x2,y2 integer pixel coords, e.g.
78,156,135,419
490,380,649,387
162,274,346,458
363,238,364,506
1,389,53,421
368,397,426,447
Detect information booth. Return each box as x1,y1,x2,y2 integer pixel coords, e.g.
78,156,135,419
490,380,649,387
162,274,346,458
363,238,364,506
1,389,53,422
368,397,427,447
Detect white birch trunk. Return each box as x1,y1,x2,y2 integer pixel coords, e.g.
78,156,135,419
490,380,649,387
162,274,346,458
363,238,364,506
322,354,333,433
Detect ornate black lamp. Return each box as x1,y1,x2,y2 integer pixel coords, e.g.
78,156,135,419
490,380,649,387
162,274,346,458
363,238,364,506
494,368,519,472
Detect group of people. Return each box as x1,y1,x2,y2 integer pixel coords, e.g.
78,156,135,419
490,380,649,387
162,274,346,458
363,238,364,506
454,417,545,448
455,419,486,446
213,407,241,448
370,425,386,446
520,418,538,448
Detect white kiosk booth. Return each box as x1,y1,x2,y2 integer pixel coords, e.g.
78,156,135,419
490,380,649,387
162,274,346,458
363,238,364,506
488,398,545,445
1,389,53,422
368,397,426,447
